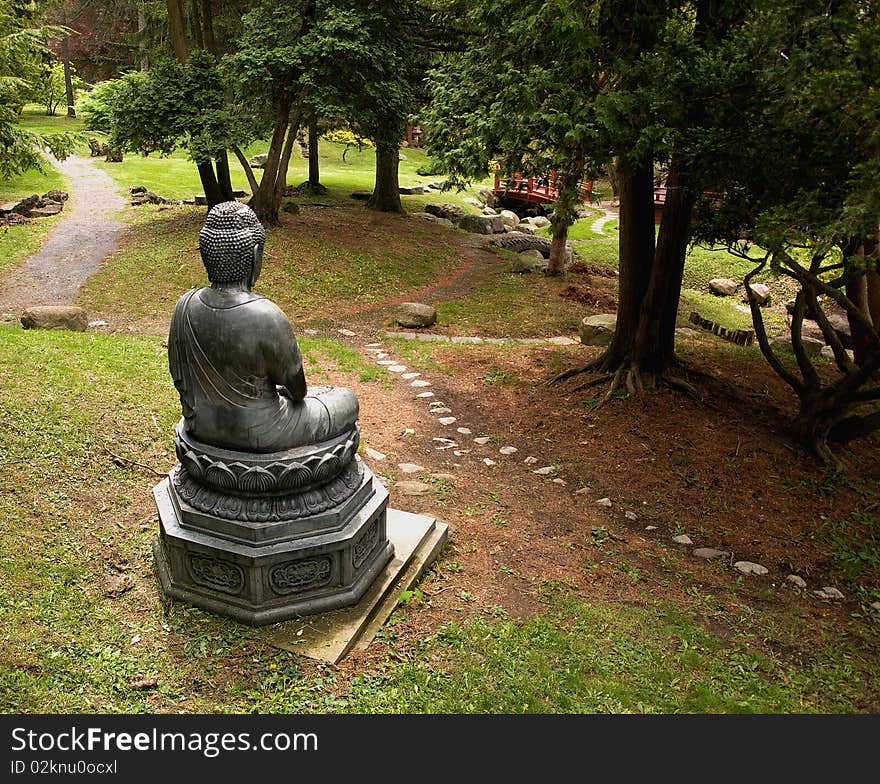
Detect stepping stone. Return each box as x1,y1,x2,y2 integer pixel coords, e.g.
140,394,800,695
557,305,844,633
411,380,431,387
377,360,396,365
415,392,435,398
373,353,388,359
551,478,566,486
672,534,693,545
786,574,807,588
498,446,518,455
430,407,452,414
457,427,472,435
596,497,612,507
453,450,470,456
532,466,555,475
473,437,491,445
401,372,421,379
523,456,538,464
437,416,457,425
814,586,843,600
693,547,729,560
394,480,433,496
645,525,657,531
365,447,386,460
388,365,407,372
365,343,383,348
624,511,637,521
398,463,424,474
337,329,357,336
435,444,456,451
575,487,589,495
483,458,496,466
433,437,456,444
546,336,578,346
734,560,768,575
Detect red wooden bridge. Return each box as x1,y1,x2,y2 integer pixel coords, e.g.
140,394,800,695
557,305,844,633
493,172,593,206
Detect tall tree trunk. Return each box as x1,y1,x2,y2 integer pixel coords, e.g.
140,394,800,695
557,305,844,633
60,35,75,118
308,119,320,187
137,2,149,71
847,269,871,366
250,96,296,224
199,0,217,54
633,157,696,372
599,154,656,369
197,161,223,208
367,144,403,213
166,0,188,63
215,153,234,201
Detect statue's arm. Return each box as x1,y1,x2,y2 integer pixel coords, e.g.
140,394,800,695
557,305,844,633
264,311,307,401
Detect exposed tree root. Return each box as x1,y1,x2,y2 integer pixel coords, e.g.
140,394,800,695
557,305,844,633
572,373,615,392
549,357,605,385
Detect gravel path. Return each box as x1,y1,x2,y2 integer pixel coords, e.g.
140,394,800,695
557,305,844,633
0,154,125,313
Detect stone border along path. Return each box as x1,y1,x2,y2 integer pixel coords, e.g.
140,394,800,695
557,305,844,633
361,335,855,608
0,154,126,313
589,208,618,237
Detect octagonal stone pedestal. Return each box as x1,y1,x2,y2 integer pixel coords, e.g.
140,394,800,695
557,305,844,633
153,454,394,626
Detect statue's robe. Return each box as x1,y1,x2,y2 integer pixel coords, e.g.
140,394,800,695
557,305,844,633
169,288,358,452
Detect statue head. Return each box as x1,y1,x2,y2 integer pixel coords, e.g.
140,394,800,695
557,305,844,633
199,201,266,288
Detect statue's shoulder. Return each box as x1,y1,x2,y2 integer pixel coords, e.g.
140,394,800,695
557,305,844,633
172,287,202,313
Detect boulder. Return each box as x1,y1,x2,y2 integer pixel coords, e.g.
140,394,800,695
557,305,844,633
457,214,504,234
499,209,520,229
745,282,771,305
512,250,548,274
20,305,88,332
482,206,498,215
350,190,373,201
411,212,454,228
770,335,824,358
463,197,483,208
248,153,269,168
529,215,551,229
477,186,495,206
43,189,68,203
709,277,738,296
826,312,852,348
579,314,617,347
517,223,539,234
396,302,438,328
11,194,42,216
398,185,430,195
424,203,465,221
28,203,63,217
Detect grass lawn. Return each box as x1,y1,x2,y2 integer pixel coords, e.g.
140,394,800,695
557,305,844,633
1,325,874,713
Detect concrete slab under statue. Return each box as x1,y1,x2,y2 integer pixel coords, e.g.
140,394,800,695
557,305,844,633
152,201,446,650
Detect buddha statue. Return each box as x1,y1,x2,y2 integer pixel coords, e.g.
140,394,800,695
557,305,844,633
168,201,358,453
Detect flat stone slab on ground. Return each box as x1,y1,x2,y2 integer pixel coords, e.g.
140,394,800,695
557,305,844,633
734,560,768,575
265,510,448,663
693,547,730,559
394,480,433,495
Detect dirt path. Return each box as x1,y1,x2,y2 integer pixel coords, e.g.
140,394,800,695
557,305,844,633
0,154,125,313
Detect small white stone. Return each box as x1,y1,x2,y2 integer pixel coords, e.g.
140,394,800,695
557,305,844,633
398,463,424,474
388,365,407,372
430,407,452,414
365,447,386,460
472,436,491,445
365,343,383,348
814,586,844,600
377,360,396,365
574,487,589,495
624,511,637,521
596,497,612,507
411,380,431,387
523,456,538,465
432,437,456,444
337,328,357,336
551,478,566,486
457,427,472,435
533,466,555,476
401,372,421,379
438,416,457,425
453,450,470,456
734,560,769,576
672,534,693,545
88,320,109,328
415,391,435,398
693,547,729,560
483,458,496,466
786,574,807,588
645,525,658,531
401,428,415,437
498,446,518,455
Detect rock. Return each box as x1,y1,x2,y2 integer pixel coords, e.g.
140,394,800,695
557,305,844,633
365,447,386,460
43,189,68,203
21,305,87,332
672,534,693,545
350,190,373,201
826,313,852,348
473,437,491,445
814,586,844,600
512,250,548,274
483,458,496,466
517,223,539,234
499,209,520,229
415,391,435,398
425,203,465,221
411,379,431,387
398,152,407,161
457,214,505,234
397,463,424,474
546,336,578,346
28,203,63,217
786,574,807,588
709,278,739,296
463,197,483,208
530,215,551,229
482,207,498,215
398,185,430,195
734,560,769,575
401,428,415,436
693,547,730,560
523,456,538,464
396,302,437,328
645,525,658,531
430,407,452,414
437,417,457,425
745,283,771,305
596,497,612,507
579,314,617,347
770,335,824,358
552,478,566,486
401,372,420,379
675,327,700,337
457,427,472,435
388,365,407,372
624,511,637,521
870,601,880,611
249,153,269,168
532,466,555,476
498,446,518,455
102,574,133,597
394,480,433,496
88,320,109,329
